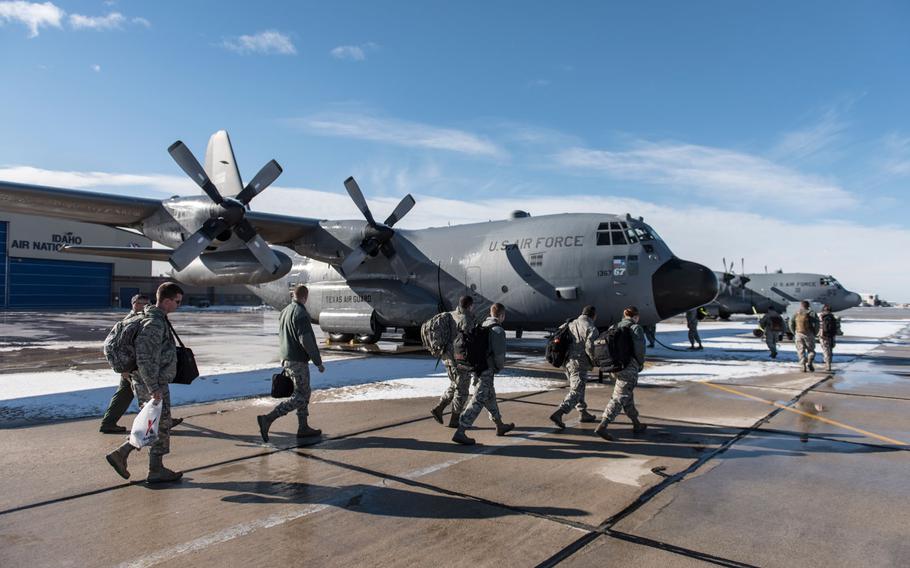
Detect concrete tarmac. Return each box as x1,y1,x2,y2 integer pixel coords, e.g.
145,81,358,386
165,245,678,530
1,311,908,567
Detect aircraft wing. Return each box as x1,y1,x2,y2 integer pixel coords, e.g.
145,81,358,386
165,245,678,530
0,181,161,226
244,210,323,245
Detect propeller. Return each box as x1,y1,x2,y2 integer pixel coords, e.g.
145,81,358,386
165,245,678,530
340,176,415,282
166,140,284,273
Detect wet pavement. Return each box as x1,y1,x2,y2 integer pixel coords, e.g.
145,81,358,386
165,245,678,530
0,308,908,566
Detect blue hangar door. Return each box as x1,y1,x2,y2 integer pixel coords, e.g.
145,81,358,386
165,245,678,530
8,257,112,309
0,221,7,308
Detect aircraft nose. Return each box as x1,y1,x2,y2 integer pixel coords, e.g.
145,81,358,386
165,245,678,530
846,292,862,307
652,257,719,319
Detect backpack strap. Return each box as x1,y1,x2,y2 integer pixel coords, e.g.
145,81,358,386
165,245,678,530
165,317,186,348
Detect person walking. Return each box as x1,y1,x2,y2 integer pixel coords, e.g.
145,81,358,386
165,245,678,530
819,304,839,372
759,306,784,359
429,296,477,428
686,308,703,350
99,294,148,434
105,282,185,483
452,303,514,445
257,285,326,442
790,300,820,372
549,305,599,429
594,306,648,441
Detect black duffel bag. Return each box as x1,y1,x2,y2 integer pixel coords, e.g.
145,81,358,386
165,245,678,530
167,319,199,385
271,371,294,398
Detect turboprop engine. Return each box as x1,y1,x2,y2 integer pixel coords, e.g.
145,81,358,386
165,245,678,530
172,249,292,286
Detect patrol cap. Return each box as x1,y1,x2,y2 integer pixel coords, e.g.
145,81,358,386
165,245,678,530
131,294,150,304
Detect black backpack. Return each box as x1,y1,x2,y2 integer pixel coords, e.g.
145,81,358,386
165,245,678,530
601,324,634,372
821,313,838,337
545,319,574,368
454,322,493,373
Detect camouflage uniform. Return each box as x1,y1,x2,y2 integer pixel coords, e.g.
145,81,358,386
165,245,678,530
437,306,477,416
819,311,838,370
100,309,142,429
599,317,645,426
556,315,598,415
686,309,702,348
270,301,323,419
789,308,820,371
642,324,657,348
459,317,506,428
130,305,177,456
759,309,784,358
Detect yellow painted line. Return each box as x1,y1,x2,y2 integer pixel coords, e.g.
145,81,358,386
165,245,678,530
703,381,907,446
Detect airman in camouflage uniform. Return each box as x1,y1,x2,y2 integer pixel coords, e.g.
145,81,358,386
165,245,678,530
594,306,648,441
789,300,820,372
686,308,703,350
258,285,325,442
818,304,839,372
549,305,599,428
430,296,477,428
759,306,784,359
99,293,148,434
105,282,184,483
453,303,514,445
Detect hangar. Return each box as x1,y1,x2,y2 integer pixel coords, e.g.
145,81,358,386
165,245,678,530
0,213,259,309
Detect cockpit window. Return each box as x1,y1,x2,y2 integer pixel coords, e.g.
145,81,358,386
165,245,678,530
611,230,627,245
598,220,653,246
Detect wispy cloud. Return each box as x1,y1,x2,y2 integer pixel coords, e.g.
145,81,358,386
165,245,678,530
90,63,100,72
289,112,507,159
881,133,910,177
222,30,296,55
772,107,848,161
0,166,191,195
555,141,857,210
330,42,377,61
0,1,64,37
131,16,150,28
69,11,124,30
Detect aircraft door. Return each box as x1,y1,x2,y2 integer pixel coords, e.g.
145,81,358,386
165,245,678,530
466,266,482,301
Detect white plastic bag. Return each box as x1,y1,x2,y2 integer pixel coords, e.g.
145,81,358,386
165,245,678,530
129,399,162,449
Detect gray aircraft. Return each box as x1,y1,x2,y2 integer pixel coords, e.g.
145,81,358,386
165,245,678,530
706,270,861,319
0,131,718,342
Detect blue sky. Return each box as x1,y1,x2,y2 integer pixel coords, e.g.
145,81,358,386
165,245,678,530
1,1,908,299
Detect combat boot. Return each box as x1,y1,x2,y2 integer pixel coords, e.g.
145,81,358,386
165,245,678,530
826,362,832,372
579,410,598,423
447,412,461,429
147,454,182,484
429,403,446,424
549,410,566,430
593,420,614,441
632,419,648,434
808,362,815,372
452,427,475,445
256,410,280,443
296,415,322,438
105,442,135,479
494,418,515,436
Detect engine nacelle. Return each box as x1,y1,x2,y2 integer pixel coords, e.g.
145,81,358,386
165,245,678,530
318,310,379,336
173,248,292,285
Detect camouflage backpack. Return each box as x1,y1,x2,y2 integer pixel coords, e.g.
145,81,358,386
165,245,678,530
103,313,145,373
421,311,455,358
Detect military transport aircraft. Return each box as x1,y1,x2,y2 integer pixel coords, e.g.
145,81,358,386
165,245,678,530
706,269,861,319
0,131,718,343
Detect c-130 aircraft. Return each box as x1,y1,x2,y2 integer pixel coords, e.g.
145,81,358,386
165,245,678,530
0,131,718,343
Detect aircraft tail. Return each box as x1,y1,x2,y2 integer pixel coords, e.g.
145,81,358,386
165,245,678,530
204,130,244,197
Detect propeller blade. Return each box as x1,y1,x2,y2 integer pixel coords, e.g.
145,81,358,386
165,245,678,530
233,219,283,274
168,141,225,204
383,194,416,227
343,176,377,227
236,159,282,205
341,246,370,277
168,218,227,271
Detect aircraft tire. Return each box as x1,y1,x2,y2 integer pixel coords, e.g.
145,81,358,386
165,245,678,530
328,333,355,343
355,332,382,344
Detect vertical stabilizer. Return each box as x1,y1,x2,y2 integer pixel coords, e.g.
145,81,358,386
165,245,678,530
204,130,244,197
